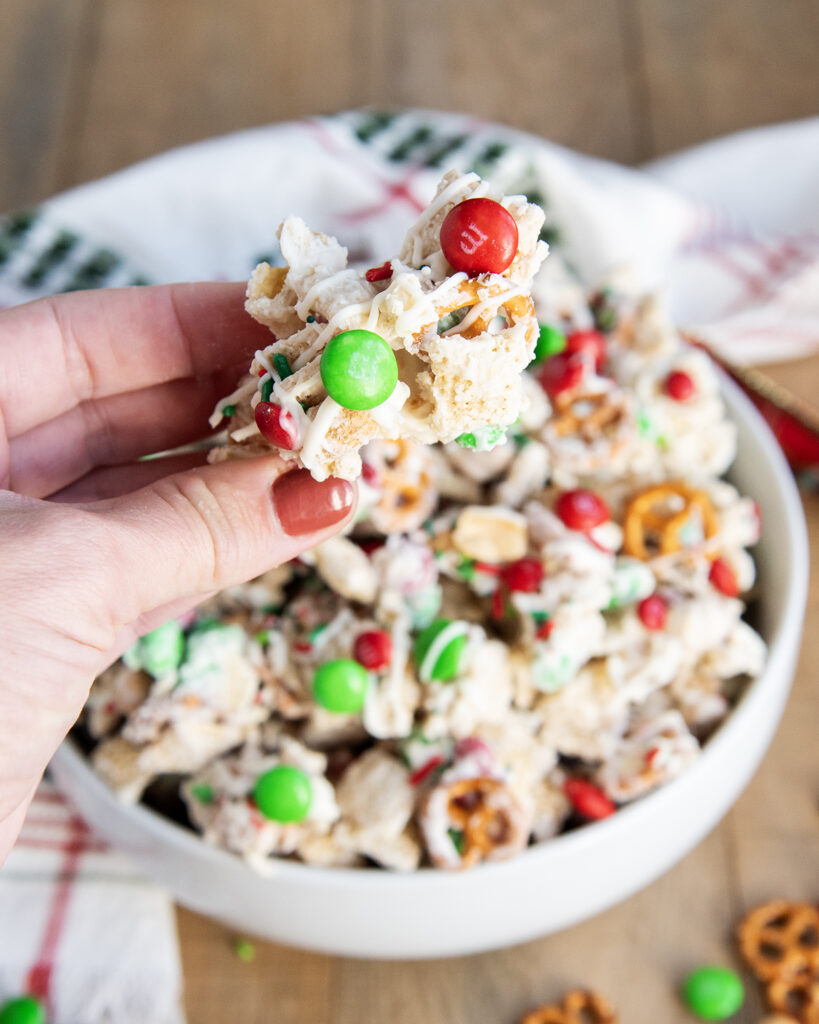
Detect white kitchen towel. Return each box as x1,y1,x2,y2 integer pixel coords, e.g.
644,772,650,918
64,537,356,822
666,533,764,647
1,108,817,1024
0,780,183,1024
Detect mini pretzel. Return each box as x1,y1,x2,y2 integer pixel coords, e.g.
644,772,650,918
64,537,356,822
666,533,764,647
430,276,536,340
550,391,627,440
623,482,718,560
369,439,437,534
738,901,819,982
765,972,819,1023
446,777,526,868
520,989,618,1024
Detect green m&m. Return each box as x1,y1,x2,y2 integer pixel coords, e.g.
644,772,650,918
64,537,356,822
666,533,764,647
253,765,312,823
413,619,468,682
455,424,507,451
123,619,185,678
682,965,744,1021
312,658,369,714
320,329,398,410
0,996,45,1024
533,323,566,363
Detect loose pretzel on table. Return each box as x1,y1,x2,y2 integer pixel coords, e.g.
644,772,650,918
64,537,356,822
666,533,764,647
623,482,718,561
737,901,819,982
520,989,618,1024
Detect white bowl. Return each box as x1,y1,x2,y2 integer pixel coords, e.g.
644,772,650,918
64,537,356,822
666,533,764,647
50,374,808,959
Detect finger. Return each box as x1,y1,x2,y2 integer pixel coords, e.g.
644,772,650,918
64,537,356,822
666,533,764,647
50,450,209,503
94,459,357,627
9,362,245,497
0,282,272,438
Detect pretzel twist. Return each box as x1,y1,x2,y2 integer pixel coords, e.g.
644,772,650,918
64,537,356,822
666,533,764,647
738,901,819,982
623,482,718,561
520,989,618,1024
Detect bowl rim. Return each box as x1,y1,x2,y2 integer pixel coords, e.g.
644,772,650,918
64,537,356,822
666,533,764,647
55,370,809,891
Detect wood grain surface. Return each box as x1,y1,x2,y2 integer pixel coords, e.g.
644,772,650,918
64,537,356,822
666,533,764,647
2,1,818,1021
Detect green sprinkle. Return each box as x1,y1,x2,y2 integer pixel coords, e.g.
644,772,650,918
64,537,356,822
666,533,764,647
234,939,256,963
455,558,476,581
531,611,549,624
260,377,274,402
437,308,467,333
221,404,236,418
189,617,221,634
262,604,281,615
447,827,466,855
272,353,292,379
636,409,653,438
308,623,327,643
306,315,315,323
254,629,270,646
455,424,506,451
191,783,214,804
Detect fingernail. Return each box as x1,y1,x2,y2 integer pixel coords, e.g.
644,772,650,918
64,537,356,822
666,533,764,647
272,469,355,536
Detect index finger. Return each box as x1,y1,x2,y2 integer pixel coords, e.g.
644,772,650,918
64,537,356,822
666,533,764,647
0,282,272,438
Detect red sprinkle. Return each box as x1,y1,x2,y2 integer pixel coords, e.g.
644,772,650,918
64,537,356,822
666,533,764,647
709,557,740,597
440,198,519,275
644,746,660,766
254,401,300,450
565,329,607,371
491,586,506,620
293,642,313,654
473,561,502,576
555,489,611,532
360,461,380,486
535,619,554,640
665,370,697,402
356,538,386,555
409,755,445,787
365,260,393,283
637,593,669,631
500,557,544,593
563,777,616,820
353,630,392,671
537,351,585,397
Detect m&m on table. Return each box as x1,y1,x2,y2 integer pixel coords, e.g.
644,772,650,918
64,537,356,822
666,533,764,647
312,658,369,713
440,197,518,275
254,402,299,449
0,998,45,1024
682,965,744,1021
253,765,312,823
320,329,398,410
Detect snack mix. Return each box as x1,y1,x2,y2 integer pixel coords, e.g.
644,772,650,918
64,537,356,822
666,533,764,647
82,174,766,874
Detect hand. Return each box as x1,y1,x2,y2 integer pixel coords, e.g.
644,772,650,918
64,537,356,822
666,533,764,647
0,283,356,862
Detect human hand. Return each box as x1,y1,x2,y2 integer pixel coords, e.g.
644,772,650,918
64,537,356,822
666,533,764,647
0,283,356,862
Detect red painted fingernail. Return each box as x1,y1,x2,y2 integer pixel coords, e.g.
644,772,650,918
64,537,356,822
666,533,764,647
272,469,355,536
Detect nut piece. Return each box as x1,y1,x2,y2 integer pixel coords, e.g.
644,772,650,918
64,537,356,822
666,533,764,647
451,505,528,564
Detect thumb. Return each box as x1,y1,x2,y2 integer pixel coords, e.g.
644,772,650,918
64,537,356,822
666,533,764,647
96,457,356,626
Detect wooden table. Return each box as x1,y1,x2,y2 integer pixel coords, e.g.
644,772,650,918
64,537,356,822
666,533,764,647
3,1,818,1020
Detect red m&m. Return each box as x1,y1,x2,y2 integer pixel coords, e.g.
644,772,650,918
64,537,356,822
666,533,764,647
637,594,669,631
555,489,611,532
563,777,616,820
440,198,518,275
709,557,740,597
665,370,697,402
353,630,392,671
255,402,299,450
565,329,607,372
537,351,586,397
499,558,544,593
